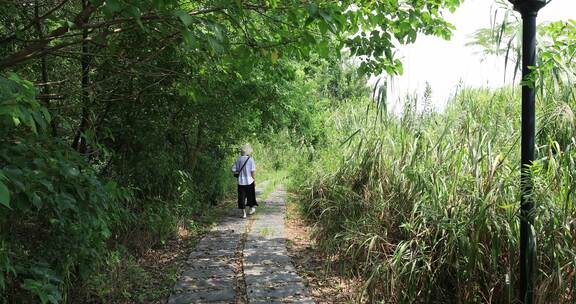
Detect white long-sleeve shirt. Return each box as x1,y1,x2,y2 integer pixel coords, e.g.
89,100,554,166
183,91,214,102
231,155,256,185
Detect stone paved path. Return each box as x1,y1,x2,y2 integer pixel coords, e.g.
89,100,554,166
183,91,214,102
168,187,313,304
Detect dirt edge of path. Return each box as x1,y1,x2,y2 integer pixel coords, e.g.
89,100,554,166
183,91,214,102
284,193,364,303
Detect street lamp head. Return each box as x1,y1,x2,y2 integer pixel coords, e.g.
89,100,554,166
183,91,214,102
509,0,548,15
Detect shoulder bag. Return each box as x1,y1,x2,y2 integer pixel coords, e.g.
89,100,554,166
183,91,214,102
233,156,250,178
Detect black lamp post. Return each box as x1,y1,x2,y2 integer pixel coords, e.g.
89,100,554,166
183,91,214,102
508,0,547,303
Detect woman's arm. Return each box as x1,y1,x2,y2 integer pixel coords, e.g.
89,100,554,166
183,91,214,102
250,158,256,179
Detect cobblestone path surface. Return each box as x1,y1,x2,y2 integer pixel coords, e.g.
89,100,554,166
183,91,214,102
168,187,313,304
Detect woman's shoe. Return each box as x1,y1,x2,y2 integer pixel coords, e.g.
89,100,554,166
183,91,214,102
249,207,256,215
242,209,247,218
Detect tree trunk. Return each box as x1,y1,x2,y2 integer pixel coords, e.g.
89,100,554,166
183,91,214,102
189,122,204,171
34,0,58,136
72,0,92,153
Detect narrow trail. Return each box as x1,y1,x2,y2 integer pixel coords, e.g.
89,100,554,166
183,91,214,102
168,186,314,304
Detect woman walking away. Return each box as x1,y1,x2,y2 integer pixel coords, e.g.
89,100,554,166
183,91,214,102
232,144,258,218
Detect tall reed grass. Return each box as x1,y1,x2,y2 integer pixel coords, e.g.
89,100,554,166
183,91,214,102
296,85,576,303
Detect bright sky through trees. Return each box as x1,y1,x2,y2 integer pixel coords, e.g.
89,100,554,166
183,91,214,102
386,0,576,113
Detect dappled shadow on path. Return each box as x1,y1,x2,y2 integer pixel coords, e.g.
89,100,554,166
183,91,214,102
168,207,247,304
242,191,315,303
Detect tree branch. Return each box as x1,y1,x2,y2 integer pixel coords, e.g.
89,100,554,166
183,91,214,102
0,2,98,70
0,0,70,45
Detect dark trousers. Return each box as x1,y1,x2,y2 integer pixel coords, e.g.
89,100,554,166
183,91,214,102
238,182,257,209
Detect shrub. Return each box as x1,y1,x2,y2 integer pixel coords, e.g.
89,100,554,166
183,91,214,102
0,75,129,303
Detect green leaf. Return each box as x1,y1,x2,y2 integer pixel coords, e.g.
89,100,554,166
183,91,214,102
302,31,316,44
126,6,143,28
318,21,328,35
319,10,332,22
103,0,122,15
175,10,193,27
207,37,224,53
317,40,329,57
0,181,10,208
31,192,42,208
208,22,225,42
182,30,195,48
152,0,166,9
305,3,318,17
40,107,51,123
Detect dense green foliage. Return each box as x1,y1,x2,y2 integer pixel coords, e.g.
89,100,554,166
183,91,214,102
0,0,466,302
294,19,576,303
